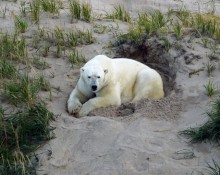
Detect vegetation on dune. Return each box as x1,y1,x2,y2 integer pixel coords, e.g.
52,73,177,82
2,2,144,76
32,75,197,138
0,0,220,174
106,5,131,22
0,103,54,175
69,0,92,23
0,19,54,175
179,95,220,143
0,34,27,61
0,59,54,174
203,160,220,175
115,8,220,45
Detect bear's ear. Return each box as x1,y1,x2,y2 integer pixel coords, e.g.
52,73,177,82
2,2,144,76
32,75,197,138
104,69,108,74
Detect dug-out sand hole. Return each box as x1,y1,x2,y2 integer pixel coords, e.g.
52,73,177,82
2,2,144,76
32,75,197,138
114,38,177,96
90,39,182,120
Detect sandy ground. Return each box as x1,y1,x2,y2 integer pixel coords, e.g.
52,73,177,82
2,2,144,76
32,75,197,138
90,0,220,15
1,0,220,175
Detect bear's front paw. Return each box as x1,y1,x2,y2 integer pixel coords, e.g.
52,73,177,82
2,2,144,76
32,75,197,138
78,108,89,117
67,100,82,115
78,103,92,117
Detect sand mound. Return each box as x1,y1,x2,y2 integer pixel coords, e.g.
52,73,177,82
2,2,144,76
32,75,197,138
90,93,181,121
89,38,181,122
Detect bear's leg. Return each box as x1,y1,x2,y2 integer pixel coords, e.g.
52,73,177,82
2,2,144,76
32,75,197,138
132,68,164,101
78,87,121,117
67,89,83,114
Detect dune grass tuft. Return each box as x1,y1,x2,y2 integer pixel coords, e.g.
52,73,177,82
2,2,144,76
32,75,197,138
107,5,130,22
0,59,17,79
30,0,40,24
69,0,92,23
2,74,41,107
204,80,218,97
14,15,28,33
203,160,220,175
69,0,81,22
68,48,86,66
117,10,168,44
40,0,59,14
179,95,220,143
82,1,92,22
0,34,27,61
0,26,55,174
0,103,54,174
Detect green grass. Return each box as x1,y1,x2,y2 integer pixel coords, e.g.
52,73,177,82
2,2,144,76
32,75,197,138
168,7,191,26
42,43,50,57
30,0,40,24
69,0,81,22
203,160,220,175
201,38,209,48
117,10,168,44
0,103,54,174
215,29,220,41
69,0,92,23
173,22,183,39
208,53,219,61
32,55,50,70
107,5,130,22
0,55,54,174
41,28,94,48
38,27,45,38
76,29,94,45
20,1,27,17
2,74,41,107
40,0,59,14
188,68,205,78
66,29,94,46
54,27,65,45
66,31,77,47
179,95,220,143
0,34,27,61
0,26,55,173
161,37,171,51
115,8,220,46
168,8,220,41
204,80,218,97
82,1,92,22
36,74,51,91
93,24,108,34
0,6,7,19
127,24,143,43
206,61,216,77
194,14,217,37
137,12,150,35
55,44,62,58
68,49,86,66
14,16,28,33
149,10,167,32
0,59,17,79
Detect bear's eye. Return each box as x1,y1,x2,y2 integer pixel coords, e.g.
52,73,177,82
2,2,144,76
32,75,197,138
88,76,91,79
97,76,100,78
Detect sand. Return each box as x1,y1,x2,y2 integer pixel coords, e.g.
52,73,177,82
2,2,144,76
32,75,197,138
1,0,220,174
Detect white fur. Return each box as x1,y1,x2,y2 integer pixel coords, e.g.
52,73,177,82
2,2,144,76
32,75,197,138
67,55,164,117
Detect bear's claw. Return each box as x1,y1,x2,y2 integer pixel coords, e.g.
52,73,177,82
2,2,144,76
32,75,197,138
67,100,82,115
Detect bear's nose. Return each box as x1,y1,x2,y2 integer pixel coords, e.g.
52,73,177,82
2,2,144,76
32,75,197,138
91,85,97,91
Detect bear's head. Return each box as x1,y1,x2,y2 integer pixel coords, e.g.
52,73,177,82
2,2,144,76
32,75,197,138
80,66,108,93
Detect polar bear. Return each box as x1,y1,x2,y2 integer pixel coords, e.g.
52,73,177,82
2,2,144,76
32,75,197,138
67,55,164,117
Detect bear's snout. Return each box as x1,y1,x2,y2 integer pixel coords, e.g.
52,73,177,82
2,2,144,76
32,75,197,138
91,85,97,91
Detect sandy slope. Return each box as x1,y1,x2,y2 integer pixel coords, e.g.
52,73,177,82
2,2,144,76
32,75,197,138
36,33,220,175
1,0,220,175
90,0,220,15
